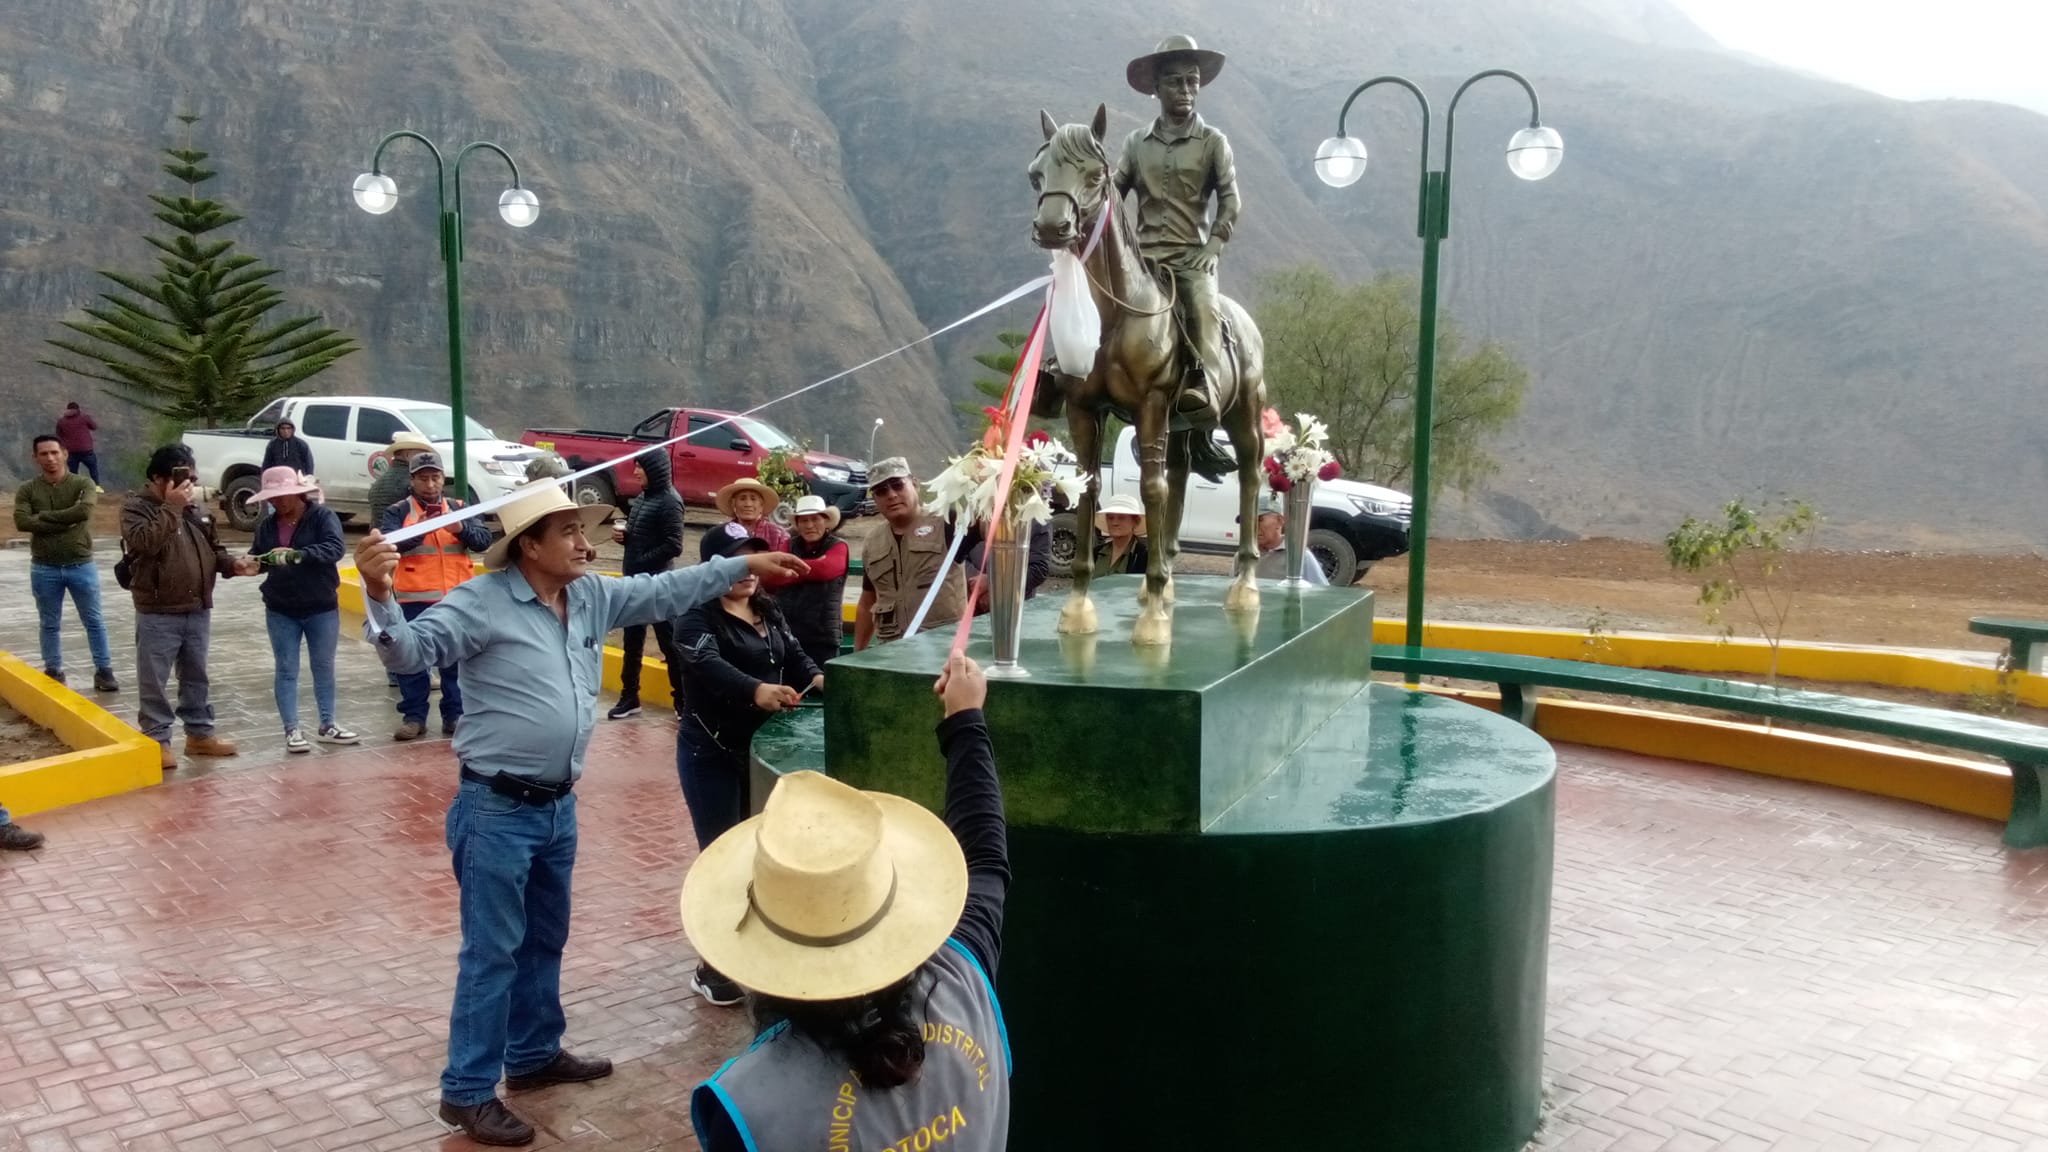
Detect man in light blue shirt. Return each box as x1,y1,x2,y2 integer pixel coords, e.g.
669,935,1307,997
354,483,806,1147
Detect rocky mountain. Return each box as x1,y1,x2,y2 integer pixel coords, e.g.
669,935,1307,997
1,0,2043,549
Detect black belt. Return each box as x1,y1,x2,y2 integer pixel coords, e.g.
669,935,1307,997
460,765,573,805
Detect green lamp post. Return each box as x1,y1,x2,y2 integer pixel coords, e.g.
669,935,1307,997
1314,71,1561,653
352,133,539,492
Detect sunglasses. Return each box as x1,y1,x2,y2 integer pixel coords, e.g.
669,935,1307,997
870,477,911,496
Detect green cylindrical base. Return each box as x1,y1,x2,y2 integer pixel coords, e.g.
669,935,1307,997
1001,781,1552,1150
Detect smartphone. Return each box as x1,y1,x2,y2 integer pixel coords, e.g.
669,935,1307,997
170,466,193,485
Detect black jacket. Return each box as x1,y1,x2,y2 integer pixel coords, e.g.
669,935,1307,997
251,502,346,618
622,450,685,576
778,533,849,659
262,435,316,476
676,597,823,753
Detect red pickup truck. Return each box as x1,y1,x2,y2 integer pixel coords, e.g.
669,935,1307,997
521,407,871,514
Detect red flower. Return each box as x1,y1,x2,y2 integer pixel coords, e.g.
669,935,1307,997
1270,474,1293,493
1317,460,1341,481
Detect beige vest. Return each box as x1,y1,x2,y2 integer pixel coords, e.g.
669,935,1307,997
863,514,966,642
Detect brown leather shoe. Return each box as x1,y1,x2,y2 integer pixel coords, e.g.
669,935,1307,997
505,1050,613,1091
184,734,238,757
436,1097,534,1146
158,742,178,771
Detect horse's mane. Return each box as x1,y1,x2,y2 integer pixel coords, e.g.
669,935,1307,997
1045,122,1106,169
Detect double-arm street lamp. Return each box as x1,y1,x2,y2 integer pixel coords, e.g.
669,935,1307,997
352,132,540,490
1313,70,1561,652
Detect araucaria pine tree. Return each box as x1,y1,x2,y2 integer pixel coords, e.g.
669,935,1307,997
42,115,356,427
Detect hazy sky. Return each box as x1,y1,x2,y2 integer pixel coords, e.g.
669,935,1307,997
1670,0,2048,114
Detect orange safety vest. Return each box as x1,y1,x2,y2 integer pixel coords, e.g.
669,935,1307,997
394,498,476,603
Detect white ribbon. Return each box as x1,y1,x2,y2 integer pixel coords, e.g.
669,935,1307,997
900,526,968,641
383,274,1057,548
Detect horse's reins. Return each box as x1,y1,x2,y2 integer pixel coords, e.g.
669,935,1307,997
1037,165,1178,319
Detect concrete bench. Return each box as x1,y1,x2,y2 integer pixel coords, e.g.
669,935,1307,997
1968,616,2048,675
1373,644,2048,849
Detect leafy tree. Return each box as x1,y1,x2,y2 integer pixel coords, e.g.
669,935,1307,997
1666,498,1820,686
1254,264,1526,497
957,331,1030,416
42,115,356,428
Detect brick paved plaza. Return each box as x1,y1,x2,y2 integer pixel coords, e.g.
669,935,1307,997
3,549,2047,1150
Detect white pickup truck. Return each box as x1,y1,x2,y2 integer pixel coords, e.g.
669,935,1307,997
1049,426,1412,585
184,396,544,531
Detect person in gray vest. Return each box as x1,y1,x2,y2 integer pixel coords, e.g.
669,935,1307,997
681,653,1010,1152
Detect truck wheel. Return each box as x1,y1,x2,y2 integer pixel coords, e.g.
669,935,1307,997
1307,528,1358,586
223,475,262,532
1046,512,1079,578
572,474,616,513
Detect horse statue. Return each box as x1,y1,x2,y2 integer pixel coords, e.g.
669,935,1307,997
1027,105,1267,645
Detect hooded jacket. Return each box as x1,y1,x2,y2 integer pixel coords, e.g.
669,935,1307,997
622,449,685,576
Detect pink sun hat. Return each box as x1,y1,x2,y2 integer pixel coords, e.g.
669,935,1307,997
249,466,322,504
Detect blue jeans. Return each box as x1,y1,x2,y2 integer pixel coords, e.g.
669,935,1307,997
397,600,463,724
135,611,212,743
265,609,339,732
30,561,114,675
676,719,748,848
441,779,578,1105
68,451,100,485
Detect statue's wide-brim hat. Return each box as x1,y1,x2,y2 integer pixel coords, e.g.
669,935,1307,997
1127,35,1226,96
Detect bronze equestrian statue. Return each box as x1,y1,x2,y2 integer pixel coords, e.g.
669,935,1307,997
1029,35,1267,645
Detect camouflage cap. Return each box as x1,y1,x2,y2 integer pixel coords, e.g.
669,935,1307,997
868,456,913,489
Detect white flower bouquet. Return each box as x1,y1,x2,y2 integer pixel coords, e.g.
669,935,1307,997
924,406,1086,527
1261,408,1341,493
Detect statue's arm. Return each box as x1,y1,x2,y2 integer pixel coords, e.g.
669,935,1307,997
1114,132,1139,198
1209,132,1241,244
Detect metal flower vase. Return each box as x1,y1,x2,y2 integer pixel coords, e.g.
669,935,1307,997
986,512,1032,677
1282,480,1315,588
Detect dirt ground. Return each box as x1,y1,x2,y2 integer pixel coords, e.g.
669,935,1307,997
7,494,2045,656
0,697,69,767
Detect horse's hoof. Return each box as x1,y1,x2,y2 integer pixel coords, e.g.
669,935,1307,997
1224,579,1260,612
1132,605,1172,647
1057,595,1099,635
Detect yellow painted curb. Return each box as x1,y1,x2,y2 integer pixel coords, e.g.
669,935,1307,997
1374,618,2048,707
1413,683,2011,824
0,650,162,817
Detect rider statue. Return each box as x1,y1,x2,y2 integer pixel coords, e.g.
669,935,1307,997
1117,34,1240,428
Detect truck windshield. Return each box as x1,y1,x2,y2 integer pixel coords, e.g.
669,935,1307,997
732,415,797,451
403,409,496,442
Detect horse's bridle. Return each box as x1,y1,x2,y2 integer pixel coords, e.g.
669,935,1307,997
1035,143,1176,317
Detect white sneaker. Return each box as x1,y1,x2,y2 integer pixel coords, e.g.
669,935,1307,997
285,728,311,754
318,723,360,745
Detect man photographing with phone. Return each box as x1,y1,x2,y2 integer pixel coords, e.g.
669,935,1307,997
121,443,259,770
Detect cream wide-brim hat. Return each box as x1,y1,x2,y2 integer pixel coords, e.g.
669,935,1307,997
479,482,614,569
715,477,782,518
387,431,435,456
790,494,842,532
679,770,968,1003
1093,493,1146,535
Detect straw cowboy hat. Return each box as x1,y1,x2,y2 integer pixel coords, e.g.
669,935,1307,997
249,466,321,505
388,430,434,456
1126,34,1226,96
789,493,841,532
1094,492,1146,534
679,770,968,1001
480,481,613,569
715,477,782,518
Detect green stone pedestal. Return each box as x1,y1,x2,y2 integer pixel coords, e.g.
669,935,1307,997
751,575,1556,1151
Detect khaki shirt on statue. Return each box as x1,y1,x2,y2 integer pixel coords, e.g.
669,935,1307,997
862,512,967,642
1114,113,1240,262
